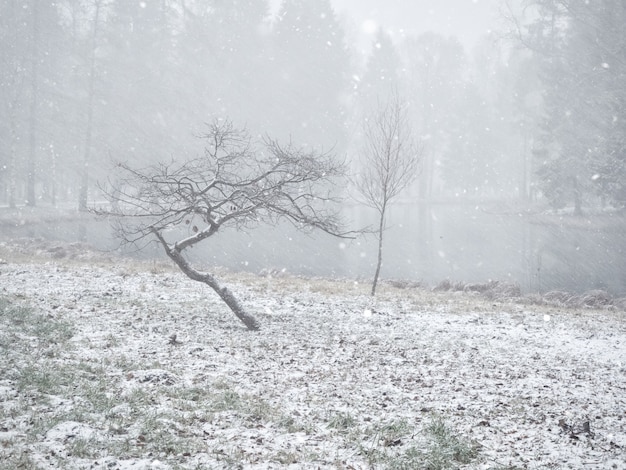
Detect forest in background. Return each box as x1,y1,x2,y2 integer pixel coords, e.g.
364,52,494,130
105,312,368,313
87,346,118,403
0,0,624,215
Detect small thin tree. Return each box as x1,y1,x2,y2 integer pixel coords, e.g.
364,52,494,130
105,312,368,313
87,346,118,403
355,95,421,295
96,120,351,330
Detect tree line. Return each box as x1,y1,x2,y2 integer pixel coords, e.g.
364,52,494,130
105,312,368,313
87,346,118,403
508,0,626,214
0,0,624,215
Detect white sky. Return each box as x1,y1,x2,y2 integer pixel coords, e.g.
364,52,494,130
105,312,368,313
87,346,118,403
270,0,500,52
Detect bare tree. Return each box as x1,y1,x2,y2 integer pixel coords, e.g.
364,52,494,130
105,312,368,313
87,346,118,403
355,95,421,295
96,120,351,331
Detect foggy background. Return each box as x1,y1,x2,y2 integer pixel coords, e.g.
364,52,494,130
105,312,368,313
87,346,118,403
1,0,625,295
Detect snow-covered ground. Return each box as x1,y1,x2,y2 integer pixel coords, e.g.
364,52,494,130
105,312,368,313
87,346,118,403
1,240,625,469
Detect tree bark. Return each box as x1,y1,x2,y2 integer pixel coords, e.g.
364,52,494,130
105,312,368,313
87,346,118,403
27,0,40,207
572,176,583,216
154,230,260,331
79,0,101,211
371,205,386,296
8,104,18,208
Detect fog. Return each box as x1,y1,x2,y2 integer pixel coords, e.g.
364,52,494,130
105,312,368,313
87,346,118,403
1,0,625,296
324,0,499,51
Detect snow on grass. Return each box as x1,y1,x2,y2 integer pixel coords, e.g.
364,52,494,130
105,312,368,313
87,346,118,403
0,249,625,469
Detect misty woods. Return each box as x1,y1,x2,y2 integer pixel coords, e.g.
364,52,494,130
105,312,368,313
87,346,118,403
1,0,623,213
1,1,625,302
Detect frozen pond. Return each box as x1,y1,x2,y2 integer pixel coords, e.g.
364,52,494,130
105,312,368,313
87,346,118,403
2,203,625,296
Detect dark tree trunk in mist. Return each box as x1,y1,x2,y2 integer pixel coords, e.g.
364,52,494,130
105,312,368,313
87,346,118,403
48,145,57,206
79,0,102,211
1,0,29,208
26,0,40,207
573,176,582,216
8,105,18,208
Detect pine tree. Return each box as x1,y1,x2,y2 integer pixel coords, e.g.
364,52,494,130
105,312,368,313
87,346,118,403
271,0,351,148
359,28,401,112
529,0,626,212
402,32,466,199
176,0,271,131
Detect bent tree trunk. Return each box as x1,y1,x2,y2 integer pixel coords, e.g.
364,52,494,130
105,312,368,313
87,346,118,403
155,232,260,331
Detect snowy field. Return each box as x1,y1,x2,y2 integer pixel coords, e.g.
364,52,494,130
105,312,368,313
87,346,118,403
0,240,625,469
